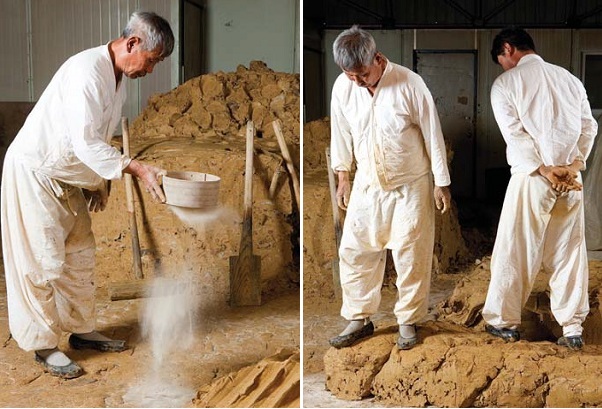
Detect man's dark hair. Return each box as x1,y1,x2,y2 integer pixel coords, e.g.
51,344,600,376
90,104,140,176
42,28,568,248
490,27,536,64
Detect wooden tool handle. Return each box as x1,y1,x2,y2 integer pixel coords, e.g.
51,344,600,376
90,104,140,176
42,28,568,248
121,117,143,280
272,120,300,206
325,147,343,248
244,121,255,221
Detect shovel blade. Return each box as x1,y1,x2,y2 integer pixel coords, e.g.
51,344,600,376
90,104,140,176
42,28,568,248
229,254,262,306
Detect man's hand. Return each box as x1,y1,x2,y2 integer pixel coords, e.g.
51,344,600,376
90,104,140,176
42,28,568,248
83,180,110,212
336,170,351,210
125,159,167,203
538,165,582,193
434,185,451,214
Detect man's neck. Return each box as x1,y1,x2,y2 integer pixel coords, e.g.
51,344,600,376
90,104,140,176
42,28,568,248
108,39,124,86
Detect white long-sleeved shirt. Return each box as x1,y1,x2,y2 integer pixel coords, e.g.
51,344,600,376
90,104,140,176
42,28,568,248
9,44,130,190
491,54,598,174
330,60,451,190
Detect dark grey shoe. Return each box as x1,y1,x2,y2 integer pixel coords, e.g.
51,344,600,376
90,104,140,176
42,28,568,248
329,321,374,349
558,335,583,350
485,324,520,342
35,353,83,379
397,325,418,350
69,334,127,352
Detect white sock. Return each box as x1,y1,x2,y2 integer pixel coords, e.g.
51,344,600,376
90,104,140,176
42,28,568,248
36,348,71,367
399,324,416,339
74,330,112,342
339,318,370,336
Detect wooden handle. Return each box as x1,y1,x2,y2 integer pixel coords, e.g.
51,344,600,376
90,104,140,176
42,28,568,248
244,121,255,220
325,148,343,248
272,120,300,206
121,117,143,280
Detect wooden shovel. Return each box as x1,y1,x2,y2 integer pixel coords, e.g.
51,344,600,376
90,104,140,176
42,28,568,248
108,117,146,301
326,147,343,299
122,117,143,280
229,121,261,307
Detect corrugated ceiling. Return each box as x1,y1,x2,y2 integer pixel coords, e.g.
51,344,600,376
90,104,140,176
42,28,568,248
304,0,602,29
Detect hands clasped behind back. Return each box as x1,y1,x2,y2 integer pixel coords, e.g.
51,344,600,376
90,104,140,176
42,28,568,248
538,164,583,193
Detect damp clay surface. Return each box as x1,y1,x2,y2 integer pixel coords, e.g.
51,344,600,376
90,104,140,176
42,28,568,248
303,117,602,407
318,259,602,408
0,62,300,407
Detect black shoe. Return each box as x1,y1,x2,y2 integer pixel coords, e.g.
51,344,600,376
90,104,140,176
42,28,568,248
557,335,583,350
329,321,374,349
69,334,127,352
485,324,520,342
35,352,83,379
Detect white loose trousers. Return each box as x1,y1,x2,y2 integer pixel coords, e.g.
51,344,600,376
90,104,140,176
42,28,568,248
339,173,435,325
482,173,589,337
2,153,96,351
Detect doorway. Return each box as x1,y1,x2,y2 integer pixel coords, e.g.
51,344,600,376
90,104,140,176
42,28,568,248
414,50,477,198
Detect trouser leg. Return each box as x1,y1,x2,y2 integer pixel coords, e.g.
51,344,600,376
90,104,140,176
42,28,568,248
2,160,67,350
542,186,589,337
339,245,387,321
482,174,556,329
55,190,97,334
390,176,435,326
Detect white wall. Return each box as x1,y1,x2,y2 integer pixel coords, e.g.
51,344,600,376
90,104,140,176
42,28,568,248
0,0,179,121
205,0,300,74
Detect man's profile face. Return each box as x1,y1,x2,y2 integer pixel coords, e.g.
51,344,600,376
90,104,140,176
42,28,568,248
343,53,385,89
124,38,164,79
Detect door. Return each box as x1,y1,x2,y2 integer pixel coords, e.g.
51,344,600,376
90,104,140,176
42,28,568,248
182,0,205,82
414,51,477,198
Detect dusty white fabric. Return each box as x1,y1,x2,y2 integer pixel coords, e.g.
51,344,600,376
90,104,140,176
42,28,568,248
482,173,589,337
584,116,602,250
10,44,130,190
1,44,127,351
2,156,97,351
330,60,450,189
490,54,598,175
485,54,595,337
338,173,435,325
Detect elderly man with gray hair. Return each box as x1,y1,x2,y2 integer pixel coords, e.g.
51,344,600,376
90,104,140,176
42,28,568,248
328,25,452,350
1,11,174,378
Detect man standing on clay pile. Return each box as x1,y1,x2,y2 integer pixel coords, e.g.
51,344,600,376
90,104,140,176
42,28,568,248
482,27,598,350
328,25,452,350
1,11,174,378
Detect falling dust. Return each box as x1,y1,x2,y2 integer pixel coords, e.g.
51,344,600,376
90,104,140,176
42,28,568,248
122,206,241,407
167,205,241,231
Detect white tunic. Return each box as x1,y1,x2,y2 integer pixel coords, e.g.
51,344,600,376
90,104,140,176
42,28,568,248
330,60,450,189
490,54,597,174
10,44,130,190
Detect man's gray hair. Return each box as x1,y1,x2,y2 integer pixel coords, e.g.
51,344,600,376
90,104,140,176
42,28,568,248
333,25,377,71
122,11,175,58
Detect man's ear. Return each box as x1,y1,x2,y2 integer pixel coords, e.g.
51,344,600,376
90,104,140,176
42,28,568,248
126,36,140,53
503,42,514,56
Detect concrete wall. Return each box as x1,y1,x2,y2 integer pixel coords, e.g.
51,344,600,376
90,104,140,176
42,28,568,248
204,0,300,74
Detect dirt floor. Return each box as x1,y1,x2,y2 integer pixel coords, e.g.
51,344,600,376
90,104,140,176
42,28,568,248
0,62,300,407
302,117,602,408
